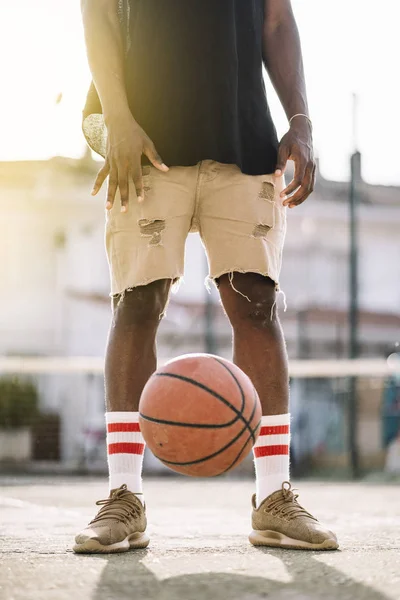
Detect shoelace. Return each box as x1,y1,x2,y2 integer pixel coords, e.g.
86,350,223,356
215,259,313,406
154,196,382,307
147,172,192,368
265,481,318,522
90,484,142,525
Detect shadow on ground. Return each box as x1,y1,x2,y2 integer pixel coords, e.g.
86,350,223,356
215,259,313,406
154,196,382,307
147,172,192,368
85,548,389,600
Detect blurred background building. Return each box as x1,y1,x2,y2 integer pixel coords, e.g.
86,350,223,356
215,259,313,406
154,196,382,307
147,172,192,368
1,151,399,476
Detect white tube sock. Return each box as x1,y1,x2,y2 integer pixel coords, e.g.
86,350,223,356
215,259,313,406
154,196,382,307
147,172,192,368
253,413,290,507
106,412,145,501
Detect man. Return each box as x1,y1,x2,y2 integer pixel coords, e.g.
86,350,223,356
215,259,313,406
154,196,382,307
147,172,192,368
75,0,338,553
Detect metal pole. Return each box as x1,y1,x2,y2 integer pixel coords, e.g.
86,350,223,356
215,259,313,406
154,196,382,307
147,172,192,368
349,151,359,361
348,146,360,478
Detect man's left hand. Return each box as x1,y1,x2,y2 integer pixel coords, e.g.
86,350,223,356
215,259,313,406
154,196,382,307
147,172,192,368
275,120,316,209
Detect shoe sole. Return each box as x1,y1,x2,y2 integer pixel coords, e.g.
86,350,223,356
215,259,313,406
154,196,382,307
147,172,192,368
73,531,150,554
249,530,339,551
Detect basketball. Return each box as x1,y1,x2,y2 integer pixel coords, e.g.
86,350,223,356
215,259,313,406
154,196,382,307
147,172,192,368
138,354,262,477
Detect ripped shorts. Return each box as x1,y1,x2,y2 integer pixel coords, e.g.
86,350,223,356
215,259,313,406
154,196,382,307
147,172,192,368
105,160,287,296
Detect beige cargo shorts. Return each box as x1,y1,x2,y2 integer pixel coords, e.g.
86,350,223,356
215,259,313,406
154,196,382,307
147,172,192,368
105,160,287,296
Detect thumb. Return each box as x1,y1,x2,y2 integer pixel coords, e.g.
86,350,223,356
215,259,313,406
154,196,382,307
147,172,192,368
275,142,290,177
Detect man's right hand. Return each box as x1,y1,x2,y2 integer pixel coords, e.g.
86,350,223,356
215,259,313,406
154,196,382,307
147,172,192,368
91,111,169,212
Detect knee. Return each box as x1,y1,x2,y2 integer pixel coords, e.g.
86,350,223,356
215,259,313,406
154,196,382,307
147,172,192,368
112,282,169,329
220,273,278,330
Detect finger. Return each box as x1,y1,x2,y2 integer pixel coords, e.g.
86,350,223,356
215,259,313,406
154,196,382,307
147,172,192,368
311,162,317,191
106,168,118,210
289,163,316,208
286,164,315,208
144,143,169,172
282,177,302,201
281,162,307,200
287,186,312,208
131,167,144,203
281,156,307,198
118,171,129,213
275,142,290,177
92,162,110,196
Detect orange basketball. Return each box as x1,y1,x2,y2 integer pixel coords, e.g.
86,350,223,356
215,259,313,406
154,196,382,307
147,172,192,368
139,354,262,477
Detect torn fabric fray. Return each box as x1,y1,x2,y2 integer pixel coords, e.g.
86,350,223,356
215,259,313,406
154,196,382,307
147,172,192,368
110,276,183,309
138,219,165,247
259,181,275,201
205,270,287,320
269,289,287,320
252,224,272,239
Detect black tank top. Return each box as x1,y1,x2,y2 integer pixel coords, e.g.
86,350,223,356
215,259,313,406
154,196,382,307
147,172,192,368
82,0,279,176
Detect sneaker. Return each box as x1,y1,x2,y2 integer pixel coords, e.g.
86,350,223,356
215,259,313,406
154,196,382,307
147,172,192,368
73,484,149,554
249,482,338,550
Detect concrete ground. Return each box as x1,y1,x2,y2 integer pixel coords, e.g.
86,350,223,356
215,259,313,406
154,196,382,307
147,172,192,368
0,477,399,600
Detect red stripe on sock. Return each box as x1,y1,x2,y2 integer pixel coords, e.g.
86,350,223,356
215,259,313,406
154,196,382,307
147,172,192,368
108,443,144,455
259,425,289,436
254,445,289,458
107,422,141,433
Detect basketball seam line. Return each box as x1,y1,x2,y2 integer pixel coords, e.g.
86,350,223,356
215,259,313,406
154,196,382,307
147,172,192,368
212,357,256,445
153,386,260,468
153,369,253,439
153,416,256,467
222,388,261,473
138,412,241,429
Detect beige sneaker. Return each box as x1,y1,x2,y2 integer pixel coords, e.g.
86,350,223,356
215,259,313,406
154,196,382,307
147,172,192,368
73,484,149,554
249,482,338,550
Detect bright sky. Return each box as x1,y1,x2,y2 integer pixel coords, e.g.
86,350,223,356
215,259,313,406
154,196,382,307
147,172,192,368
1,0,398,185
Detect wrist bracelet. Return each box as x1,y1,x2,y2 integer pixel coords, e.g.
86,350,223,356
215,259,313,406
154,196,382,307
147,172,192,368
289,113,313,130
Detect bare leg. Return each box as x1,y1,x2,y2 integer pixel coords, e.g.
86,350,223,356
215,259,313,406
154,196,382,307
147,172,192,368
218,272,289,415
105,279,172,412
